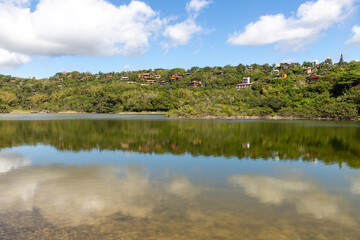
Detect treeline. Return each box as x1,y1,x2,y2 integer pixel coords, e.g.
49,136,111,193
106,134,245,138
0,59,359,118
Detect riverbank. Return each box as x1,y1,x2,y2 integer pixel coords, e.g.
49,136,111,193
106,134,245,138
4,111,359,121
8,110,167,115
168,115,360,121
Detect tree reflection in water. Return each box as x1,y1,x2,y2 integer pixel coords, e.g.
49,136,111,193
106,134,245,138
0,119,359,168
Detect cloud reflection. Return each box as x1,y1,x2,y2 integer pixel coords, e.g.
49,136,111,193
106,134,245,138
229,174,352,224
348,174,360,195
0,151,31,173
166,175,199,199
0,164,161,226
229,175,310,204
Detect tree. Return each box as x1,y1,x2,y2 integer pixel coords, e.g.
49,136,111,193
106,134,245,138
190,66,199,73
302,62,313,68
339,54,344,66
0,92,17,106
30,93,48,106
236,64,245,73
324,58,333,65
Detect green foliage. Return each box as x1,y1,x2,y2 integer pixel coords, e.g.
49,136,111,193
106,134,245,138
0,61,359,118
262,96,286,112
0,105,10,113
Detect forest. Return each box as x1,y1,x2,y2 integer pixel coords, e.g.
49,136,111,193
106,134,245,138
0,57,359,119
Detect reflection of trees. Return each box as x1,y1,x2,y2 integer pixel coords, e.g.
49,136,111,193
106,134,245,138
0,120,359,168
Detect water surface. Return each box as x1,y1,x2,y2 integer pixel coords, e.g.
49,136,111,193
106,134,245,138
0,114,359,239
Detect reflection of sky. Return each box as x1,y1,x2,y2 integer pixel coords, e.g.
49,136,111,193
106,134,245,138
0,151,31,173
0,144,357,193
229,174,353,225
6,144,358,185
1,144,359,229
0,164,199,226
348,174,360,195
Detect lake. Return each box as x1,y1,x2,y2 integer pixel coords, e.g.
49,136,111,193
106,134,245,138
0,114,359,240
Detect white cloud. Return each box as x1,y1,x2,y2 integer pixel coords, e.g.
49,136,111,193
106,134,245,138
163,19,202,48
228,0,357,50
0,151,31,173
0,0,164,68
186,0,210,15
123,65,131,70
0,48,30,70
163,0,210,49
0,0,212,69
347,25,360,45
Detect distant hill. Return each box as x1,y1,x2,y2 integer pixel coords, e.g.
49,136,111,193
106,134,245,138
0,61,359,118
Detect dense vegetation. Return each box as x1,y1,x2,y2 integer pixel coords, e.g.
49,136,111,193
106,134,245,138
0,58,359,118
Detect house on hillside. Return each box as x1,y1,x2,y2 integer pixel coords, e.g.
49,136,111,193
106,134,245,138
272,69,280,74
189,81,203,88
138,73,151,79
236,77,253,90
306,75,321,83
273,74,288,79
146,80,157,84
303,67,315,75
236,83,253,89
154,75,161,79
282,64,290,70
169,73,183,82
245,66,254,71
143,73,151,79
160,81,169,86
242,77,251,84
275,63,291,71
120,77,129,81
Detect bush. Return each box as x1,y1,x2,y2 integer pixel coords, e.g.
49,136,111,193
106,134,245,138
262,97,286,112
316,100,358,118
0,105,10,113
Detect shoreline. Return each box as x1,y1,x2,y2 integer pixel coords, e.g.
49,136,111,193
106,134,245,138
3,111,359,121
6,111,167,115
168,115,360,121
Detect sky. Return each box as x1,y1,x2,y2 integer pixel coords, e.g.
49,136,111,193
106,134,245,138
0,0,360,78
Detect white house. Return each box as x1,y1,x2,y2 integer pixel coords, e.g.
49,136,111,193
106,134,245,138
242,77,251,84
236,77,253,90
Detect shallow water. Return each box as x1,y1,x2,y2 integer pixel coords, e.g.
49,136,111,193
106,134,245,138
0,114,359,239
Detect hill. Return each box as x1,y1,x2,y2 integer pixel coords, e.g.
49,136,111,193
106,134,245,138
0,60,359,119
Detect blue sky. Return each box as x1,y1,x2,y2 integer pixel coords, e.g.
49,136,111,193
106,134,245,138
0,0,359,78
